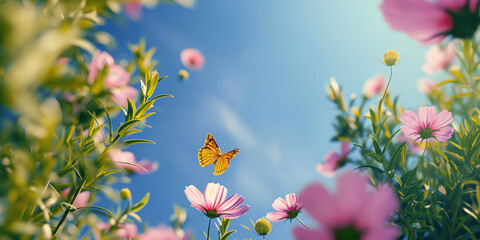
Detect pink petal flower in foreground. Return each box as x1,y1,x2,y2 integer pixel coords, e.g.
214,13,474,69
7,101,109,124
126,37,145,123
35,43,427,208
184,183,249,219
293,172,399,240
116,223,138,239
422,43,456,75
317,142,349,177
109,149,158,174
266,193,303,222
380,0,480,45
110,86,138,107
363,74,386,98
400,106,454,143
123,2,142,20
180,48,205,70
417,78,437,95
60,188,90,208
139,225,183,240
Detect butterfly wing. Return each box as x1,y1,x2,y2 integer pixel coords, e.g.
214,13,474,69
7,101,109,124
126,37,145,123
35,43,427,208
204,133,219,149
198,134,221,167
213,148,239,175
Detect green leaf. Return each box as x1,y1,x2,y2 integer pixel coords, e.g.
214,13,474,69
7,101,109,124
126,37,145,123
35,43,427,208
120,139,156,147
387,142,407,172
370,135,382,155
116,119,141,136
126,98,136,121
221,230,236,240
369,108,379,134
240,225,250,231
355,165,384,173
131,193,150,213
94,169,122,181
221,218,231,234
65,125,75,143
401,167,417,185
77,206,113,217
449,141,463,150
98,100,113,143
434,148,461,174
149,94,173,101
382,128,401,154
74,147,87,179
114,161,148,173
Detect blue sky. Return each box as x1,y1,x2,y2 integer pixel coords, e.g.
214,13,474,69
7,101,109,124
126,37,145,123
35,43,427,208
102,0,434,238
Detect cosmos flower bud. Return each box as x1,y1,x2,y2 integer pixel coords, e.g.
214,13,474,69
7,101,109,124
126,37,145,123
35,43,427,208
120,188,131,200
254,218,271,236
178,69,189,80
383,49,399,66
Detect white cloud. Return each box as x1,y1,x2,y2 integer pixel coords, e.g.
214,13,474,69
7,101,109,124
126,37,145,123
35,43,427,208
210,98,257,147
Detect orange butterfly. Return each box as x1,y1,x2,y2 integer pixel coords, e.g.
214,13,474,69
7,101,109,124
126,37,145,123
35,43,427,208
198,133,239,175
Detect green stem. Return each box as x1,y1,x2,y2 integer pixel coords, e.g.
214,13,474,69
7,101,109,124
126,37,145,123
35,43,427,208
52,179,86,237
207,218,212,240
381,66,393,101
296,217,309,230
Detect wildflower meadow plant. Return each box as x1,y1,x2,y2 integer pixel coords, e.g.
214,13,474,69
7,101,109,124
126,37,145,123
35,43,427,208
4,0,480,239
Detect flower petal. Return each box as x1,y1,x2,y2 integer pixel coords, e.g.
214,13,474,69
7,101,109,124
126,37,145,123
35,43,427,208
362,226,400,240
272,197,289,212
380,0,451,45
204,183,227,210
340,142,350,157
324,151,341,163
417,106,436,129
356,184,398,230
217,194,245,212
286,193,299,211
335,172,369,226
316,163,336,177
266,211,288,222
219,205,249,219
400,110,420,129
433,126,454,142
431,109,453,129
184,185,206,212
293,227,334,240
299,182,337,228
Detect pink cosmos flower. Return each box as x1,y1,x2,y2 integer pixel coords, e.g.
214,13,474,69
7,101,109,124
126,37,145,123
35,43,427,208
60,188,90,208
88,50,115,84
397,134,425,154
109,149,158,174
116,223,138,239
184,183,250,219
88,51,132,86
417,78,437,95
423,43,456,75
139,225,182,240
380,0,480,45
110,86,138,107
400,106,454,143
317,142,349,177
293,172,399,240
363,74,386,98
180,48,205,70
266,193,303,222
123,2,142,20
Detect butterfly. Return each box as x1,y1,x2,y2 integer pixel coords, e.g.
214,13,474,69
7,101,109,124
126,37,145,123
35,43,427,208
198,133,239,175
